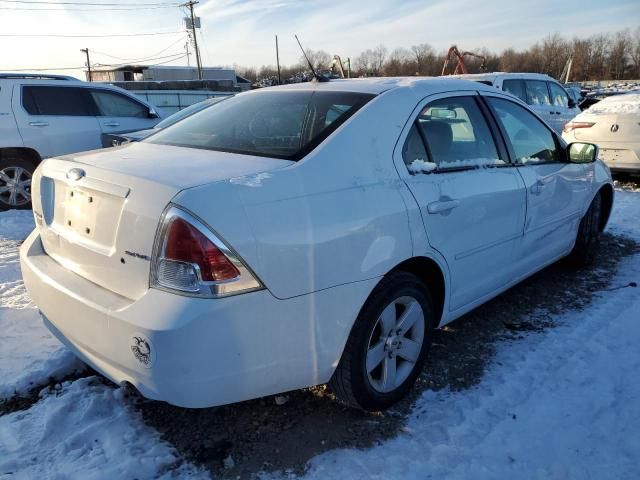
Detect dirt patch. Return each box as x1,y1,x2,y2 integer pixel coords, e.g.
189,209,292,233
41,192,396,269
129,233,639,479
0,367,92,416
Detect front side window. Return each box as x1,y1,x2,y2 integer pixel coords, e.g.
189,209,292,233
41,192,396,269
22,86,95,116
148,90,374,160
90,90,149,118
548,82,569,108
403,96,502,173
502,79,526,102
525,80,551,106
487,97,560,164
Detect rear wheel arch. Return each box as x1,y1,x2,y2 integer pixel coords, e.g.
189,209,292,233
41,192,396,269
0,147,42,168
390,256,446,327
598,183,613,232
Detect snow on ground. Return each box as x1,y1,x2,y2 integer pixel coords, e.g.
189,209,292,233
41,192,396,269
1,190,639,480
0,377,206,480
301,190,640,479
0,211,81,399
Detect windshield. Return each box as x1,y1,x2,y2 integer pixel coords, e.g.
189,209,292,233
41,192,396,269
147,90,375,160
154,97,227,129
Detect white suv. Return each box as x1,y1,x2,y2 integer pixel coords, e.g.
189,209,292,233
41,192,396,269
0,73,161,210
456,72,580,133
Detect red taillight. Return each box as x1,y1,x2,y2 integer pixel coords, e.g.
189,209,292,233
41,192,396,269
563,121,595,133
164,217,240,281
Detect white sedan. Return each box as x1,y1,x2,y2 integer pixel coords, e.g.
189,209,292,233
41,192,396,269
20,78,613,411
563,92,640,172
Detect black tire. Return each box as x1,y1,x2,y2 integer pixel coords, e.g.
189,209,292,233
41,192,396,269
567,192,602,267
329,271,436,411
0,156,34,211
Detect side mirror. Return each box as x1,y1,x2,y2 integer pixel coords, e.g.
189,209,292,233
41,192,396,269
148,108,159,119
568,142,598,164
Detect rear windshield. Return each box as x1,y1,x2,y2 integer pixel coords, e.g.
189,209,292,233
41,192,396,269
147,90,375,160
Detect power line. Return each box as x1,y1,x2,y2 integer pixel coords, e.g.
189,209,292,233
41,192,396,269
90,36,187,62
0,5,180,10
93,52,186,67
1,54,189,72
0,0,179,5
0,31,183,38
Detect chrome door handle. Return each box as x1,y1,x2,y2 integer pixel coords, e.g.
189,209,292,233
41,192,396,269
29,121,49,127
427,199,460,214
103,122,120,127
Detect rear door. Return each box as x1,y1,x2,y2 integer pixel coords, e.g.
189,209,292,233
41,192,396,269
548,81,579,132
13,84,102,158
484,95,590,270
523,79,555,130
87,87,159,145
398,92,526,311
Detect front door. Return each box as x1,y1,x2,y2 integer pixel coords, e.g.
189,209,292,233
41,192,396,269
86,88,158,146
484,95,590,272
399,93,526,311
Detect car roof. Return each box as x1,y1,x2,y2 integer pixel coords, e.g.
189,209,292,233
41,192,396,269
0,73,81,82
256,76,497,95
454,72,555,82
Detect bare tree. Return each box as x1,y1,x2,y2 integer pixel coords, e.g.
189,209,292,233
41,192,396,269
299,49,332,70
410,43,435,75
632,27,640,78
384,47,412,76
608,30,631,80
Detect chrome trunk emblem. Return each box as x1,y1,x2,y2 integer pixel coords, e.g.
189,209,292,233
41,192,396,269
610,124,619,133
66,168,85,181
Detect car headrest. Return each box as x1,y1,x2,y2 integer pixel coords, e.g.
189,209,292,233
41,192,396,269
421,121,453,160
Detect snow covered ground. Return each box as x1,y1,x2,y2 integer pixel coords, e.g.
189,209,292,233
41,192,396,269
0,211,81,399
0,189,638,479
302,190,640,479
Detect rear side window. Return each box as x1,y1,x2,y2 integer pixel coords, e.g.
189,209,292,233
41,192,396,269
148,90,374,160
502,80,526,102
403,96,503,173
90,90,149,118
22,86,95,116
487,97,560,164
525,80,551,106
548,82,569,108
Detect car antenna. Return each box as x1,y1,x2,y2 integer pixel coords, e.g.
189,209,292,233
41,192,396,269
295,34,329,83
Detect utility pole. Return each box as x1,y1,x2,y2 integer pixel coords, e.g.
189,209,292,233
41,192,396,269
80,48,92,81
181,1,202,80
275,35,281,85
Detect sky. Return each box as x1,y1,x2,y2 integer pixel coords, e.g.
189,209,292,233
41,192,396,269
0,0,638,79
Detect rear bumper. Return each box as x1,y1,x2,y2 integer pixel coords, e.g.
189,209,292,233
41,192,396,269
20,230,376,408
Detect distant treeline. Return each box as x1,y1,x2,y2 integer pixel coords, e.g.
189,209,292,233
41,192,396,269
235,29,640,84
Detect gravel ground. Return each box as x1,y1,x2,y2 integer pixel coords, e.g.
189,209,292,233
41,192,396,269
130,231,640,479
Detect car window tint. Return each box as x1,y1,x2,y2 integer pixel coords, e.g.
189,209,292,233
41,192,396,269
488,97,560,164
411,96,502,171
148,91,374,160
502,80,526,102
548,82,569,108
402,124,430,172
90,90,148,118
22,86,95,116
525,80,551,106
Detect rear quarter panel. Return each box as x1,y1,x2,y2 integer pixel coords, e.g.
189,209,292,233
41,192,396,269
174,88,420,300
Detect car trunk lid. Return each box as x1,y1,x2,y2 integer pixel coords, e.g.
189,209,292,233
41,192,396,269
31,144,292,301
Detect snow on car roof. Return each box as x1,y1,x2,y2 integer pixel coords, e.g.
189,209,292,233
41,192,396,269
257,76,497,95
587,92,640,115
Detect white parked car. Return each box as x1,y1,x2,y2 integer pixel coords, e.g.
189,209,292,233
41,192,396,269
456,72,581,133
20,78,613,411
563,93,640,172
0,73,162,210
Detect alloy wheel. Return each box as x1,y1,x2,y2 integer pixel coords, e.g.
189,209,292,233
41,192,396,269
0,166,32,207
365,295,425,393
